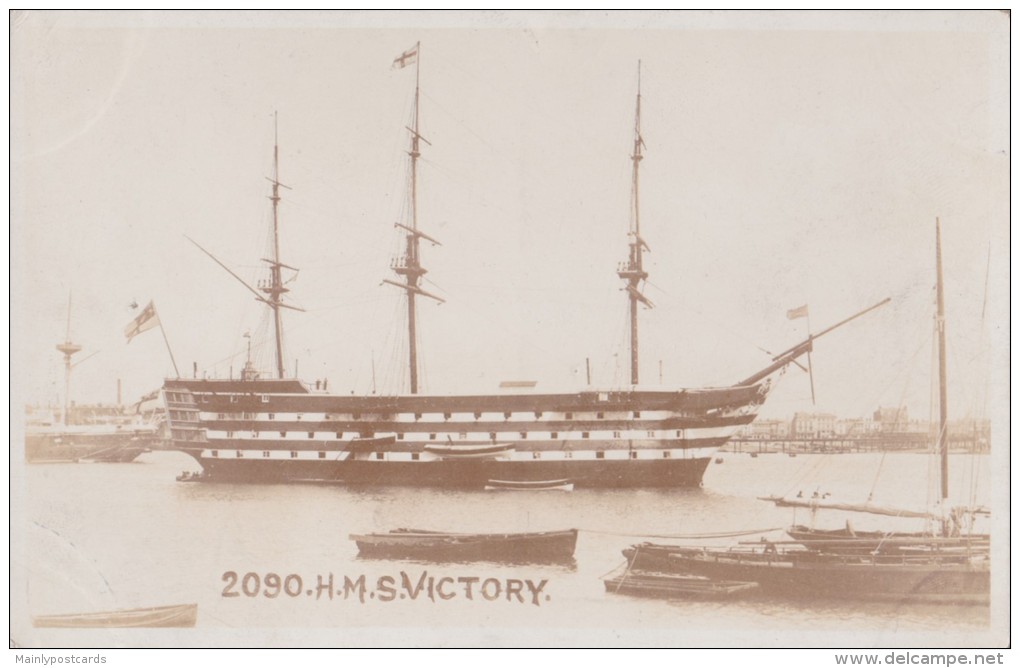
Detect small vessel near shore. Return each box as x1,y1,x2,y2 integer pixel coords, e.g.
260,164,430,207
485,478,574,492
351,528,578,562
619,222,991,605
33,603,197,629
621,542,988,605
27,298,162,464
603,569,759,600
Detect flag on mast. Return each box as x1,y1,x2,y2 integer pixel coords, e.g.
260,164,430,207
786,304,809,320
124,301,160,343
392,45,418,69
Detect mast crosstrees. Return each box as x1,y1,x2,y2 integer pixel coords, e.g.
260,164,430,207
617,61,654,386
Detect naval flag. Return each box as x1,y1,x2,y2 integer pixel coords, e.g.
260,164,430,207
124,301,160,343
786,304,809,320
392,45,418,69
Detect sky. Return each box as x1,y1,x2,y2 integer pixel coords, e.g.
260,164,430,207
10,10,1009,424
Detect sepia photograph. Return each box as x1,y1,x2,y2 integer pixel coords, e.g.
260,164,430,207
9,10,1010,653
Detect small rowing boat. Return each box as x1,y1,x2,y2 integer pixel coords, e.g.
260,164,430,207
422,443,515,459
484,479,573,492
33,603,197,628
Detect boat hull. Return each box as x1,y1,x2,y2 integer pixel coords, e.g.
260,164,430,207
33,603,197,628
163,378,765,488
624,545,990,605
603,572,759,599
25,432,157,464
785,526,991,555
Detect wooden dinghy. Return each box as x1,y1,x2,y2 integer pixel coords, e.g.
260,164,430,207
484,478,573,492
351,528,578,562
422,443,515,459
33,603,198,628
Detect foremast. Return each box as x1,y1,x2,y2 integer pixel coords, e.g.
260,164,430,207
384,42,444,395
616,61,654,386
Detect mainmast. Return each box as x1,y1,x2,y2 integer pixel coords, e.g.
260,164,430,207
935,218,949,503
616,60,653,385
185,115,302,381
55,293,82,426
262,112,294,379
385,42,444,395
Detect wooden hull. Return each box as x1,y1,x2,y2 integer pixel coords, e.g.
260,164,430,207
162,378,765,488
623,544,990,605
485,478,574,491
33,603,197,628
786,526,991,554
25,432,156,464
604,572,759,599
352,529,578,562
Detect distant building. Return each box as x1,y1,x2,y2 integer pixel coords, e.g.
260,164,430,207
736,407,990,452
835,416,877,437
746,418,789,439
874,406,909,430
791,412,836,438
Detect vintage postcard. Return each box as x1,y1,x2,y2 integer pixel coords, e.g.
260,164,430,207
9,10,1010,650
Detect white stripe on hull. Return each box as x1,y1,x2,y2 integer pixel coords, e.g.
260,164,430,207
201,424,744,442
198,445,720,462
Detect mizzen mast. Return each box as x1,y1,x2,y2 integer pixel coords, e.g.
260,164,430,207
616,60,654,385
384,42,444,395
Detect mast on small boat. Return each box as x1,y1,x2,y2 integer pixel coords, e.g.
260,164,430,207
56,292,83,426
935,218,950,513
385,42,444,395
617,61,654,386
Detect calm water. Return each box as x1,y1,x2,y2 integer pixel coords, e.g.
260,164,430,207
14,451,1002,647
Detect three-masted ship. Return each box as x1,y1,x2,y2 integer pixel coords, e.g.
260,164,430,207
163,48,879,488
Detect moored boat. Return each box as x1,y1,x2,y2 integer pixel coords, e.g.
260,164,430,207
33,603,197,628
350,528,578,562
485,478,574,491
619,222,991,606
27,297,162,464
621,543,989,605
423,442,515,459
603,569,759,600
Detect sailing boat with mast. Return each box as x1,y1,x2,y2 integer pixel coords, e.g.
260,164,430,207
767,220,990,551
163,49,884,488
621,220,991,603
26,295,161,463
